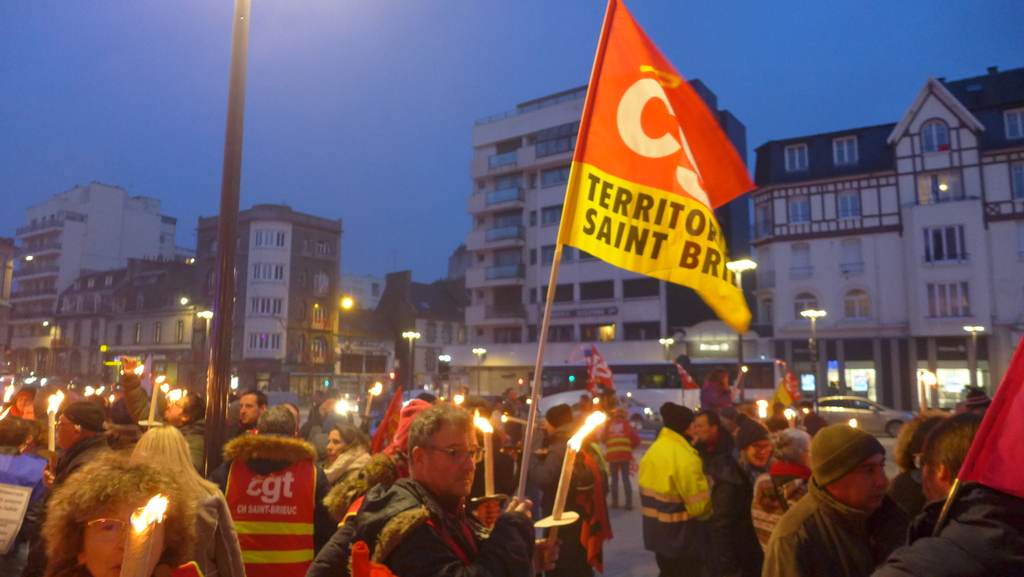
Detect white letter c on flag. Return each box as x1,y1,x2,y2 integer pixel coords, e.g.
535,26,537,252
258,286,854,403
616,78,681,159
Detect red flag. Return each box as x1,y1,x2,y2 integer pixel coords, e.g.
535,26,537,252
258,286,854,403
576,448,613,572
370,386,404,454
771,370,802,407
675,362,699,390
586,345,614,395
958,336,1024,498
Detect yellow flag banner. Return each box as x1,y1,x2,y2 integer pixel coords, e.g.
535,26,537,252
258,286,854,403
559,0,755,332
770,370,803,407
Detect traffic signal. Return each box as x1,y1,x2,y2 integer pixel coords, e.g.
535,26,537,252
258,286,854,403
388,371,396,381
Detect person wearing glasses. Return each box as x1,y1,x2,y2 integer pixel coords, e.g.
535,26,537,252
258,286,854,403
23,401,111,577
340,403,557,577
40,452,197,577
706,417,773,577
209,405,335,577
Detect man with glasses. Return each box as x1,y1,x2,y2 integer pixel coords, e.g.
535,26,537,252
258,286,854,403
344,403,557,576
763,424,909,576
23,401,110,577
120,359,206,471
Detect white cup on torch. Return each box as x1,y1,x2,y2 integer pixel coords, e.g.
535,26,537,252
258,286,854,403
121,494,168,577
47,390,65,453
535,411,607,530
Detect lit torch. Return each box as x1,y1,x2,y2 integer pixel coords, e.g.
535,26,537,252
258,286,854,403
146,375,167,428
849,418,858,428
47,390,65,452
121,494,169,577
536,411,607,542
365,382,383,420
453,394,465,406
756,399,768,419
784,408,796,428
474,410,495,497
4,384,16,404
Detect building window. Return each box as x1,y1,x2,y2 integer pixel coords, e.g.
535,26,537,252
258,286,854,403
760,298,774,325
311,338,328,363
580,324,615,342
312,304,329,328
371,283,381,297
927,282,970,317
924,225,967,262
623,322,660,341
134,323,142,344
248,333,282,350
527,325,538,343
153,322,162,344
921,120,950,153
253,263,285,281
115,324,123,345
250,297,284,316
578,249,596,260
622,278,659,298
789,197,810,223
442,323,452,344
917,172,962,204
315,241,331,255
105,274,114,286
494,327,522,343
313,272,329,296
529,249,537,265
794,292,819,319
791,243,811,277
529,288,537,304
542,284,574,303
541,167,571,187
541,205,562,226
425,321,437,344
136,294,144,310
840,238,864,274
1005,109,1024,140
529,211,537,226
254,230,286,247
843,289,871,319
784,144,808,172
541,245,557,265
1012,164,1024,200
838,193,860,219
548,325,575,342
87,277,96,289
579,280,614,301
535,122,579,157
176,320,185,343
755,204,772,238
833,136,858,165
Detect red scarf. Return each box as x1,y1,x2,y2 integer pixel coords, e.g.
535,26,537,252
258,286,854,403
769,460,811,480
574,448,612,573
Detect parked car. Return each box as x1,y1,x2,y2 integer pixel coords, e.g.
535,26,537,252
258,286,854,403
816,396,914,437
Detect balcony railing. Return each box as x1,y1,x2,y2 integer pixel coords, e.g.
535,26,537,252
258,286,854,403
790,266,813,278
10,288,57,299
840,262,865,275
486,186,525,205
486,304,526,318
16,241,62,256
12,264,60,278
485,225,525,243
488,151,518,168
311,317,331,330
16,211,86,236
485,264,525,280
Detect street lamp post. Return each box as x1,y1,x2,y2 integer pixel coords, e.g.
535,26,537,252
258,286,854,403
402,332,420,390
800,309,827,395
963,326,984,389
197,311,214,386
726,259,757,401
658,338,674,361
472,348,487,395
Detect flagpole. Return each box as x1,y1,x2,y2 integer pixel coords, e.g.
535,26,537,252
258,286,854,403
516,0,618,502
932,478,962,536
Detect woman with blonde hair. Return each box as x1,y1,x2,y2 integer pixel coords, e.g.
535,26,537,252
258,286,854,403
131,426,245,577
42,452,196,577
323,422,370,485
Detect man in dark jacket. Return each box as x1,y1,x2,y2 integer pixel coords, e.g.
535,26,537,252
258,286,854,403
325,403,554,576
707,417,772,577
764,424,909,576
0,417,47,576
23,401,110,577
229,388,267,439
693,409,735,471
872,413,1024,576
121,369,206,470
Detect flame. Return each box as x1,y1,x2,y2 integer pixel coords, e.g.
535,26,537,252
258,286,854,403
0,407,10,420
756,399,768,419
47,390,65,415
592,396,600,405
3,385,14,404
133,365,145,376
335,400,350,414
84,386,95,396
130,495,168,533
97,387,104,395
109,394,116,404
454,394,465,405
784,408,796,420
369,382,383,396
500,414,508,423
568,411,606,452
167,389,185,403
160,384,170,394
849,418,858,428
155,375,166,385
474,410,493,433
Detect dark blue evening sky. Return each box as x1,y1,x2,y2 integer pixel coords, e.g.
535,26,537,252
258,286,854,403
1,1,1020,281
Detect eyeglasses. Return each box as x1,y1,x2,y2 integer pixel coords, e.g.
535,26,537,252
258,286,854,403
84,518,131,543
426,445,484,464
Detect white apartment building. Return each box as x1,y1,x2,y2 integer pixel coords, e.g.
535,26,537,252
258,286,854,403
453,85,758,393
340,273,386,310
751,66,1024,410
10,182,181,375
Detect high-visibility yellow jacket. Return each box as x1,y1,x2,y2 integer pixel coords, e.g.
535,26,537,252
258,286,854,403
638,427,712,558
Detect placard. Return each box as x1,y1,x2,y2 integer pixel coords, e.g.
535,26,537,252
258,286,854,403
0,483,32,554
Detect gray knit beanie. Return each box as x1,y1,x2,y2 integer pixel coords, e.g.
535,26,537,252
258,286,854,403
811,424,885,487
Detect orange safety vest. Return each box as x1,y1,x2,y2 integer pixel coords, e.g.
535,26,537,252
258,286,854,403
603,417,636,462
226,459,317,577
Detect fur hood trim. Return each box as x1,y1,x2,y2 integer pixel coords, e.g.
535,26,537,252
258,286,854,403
223,434,317,463
323,453,399,521
372,506,430,564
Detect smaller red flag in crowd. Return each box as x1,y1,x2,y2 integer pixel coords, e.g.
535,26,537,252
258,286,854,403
675,362,699,390
370,386,404,454
585,345,614,395
771,370,802,407
958,335,1024,499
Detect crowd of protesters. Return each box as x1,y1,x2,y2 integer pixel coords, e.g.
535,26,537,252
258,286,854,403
2,358,1024,577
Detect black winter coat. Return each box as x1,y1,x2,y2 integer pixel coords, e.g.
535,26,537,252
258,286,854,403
872,483,1024,577
706,451,764,577
308,478,535,577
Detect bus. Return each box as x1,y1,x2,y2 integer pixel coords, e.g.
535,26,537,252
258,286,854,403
535,358,787,414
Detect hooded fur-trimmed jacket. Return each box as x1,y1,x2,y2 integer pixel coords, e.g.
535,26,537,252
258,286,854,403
209,433,337,554
311,477,534,577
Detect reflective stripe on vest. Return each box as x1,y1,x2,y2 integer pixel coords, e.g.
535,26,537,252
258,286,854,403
226,459,317,577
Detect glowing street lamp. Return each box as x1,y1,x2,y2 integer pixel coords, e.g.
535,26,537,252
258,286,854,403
180,297,189,306
726,259,757,398
472,348,487,394
402,332,421,389
964,326,984,389
917,369,938,412
341,296,354,310
800,309,827,391
658,338,674,361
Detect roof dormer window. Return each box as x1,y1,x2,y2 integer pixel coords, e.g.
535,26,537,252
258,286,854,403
922,120,950,153
833,136,858,166
785,144,808,172
1005,108,1024,140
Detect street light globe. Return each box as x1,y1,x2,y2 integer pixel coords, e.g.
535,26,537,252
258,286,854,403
180,297,189,306
725,259,757,273
341,296,354,310
197,310,214,319
800,309,827,319
438,354,452,362
659,338,674,345
472,348,487,355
